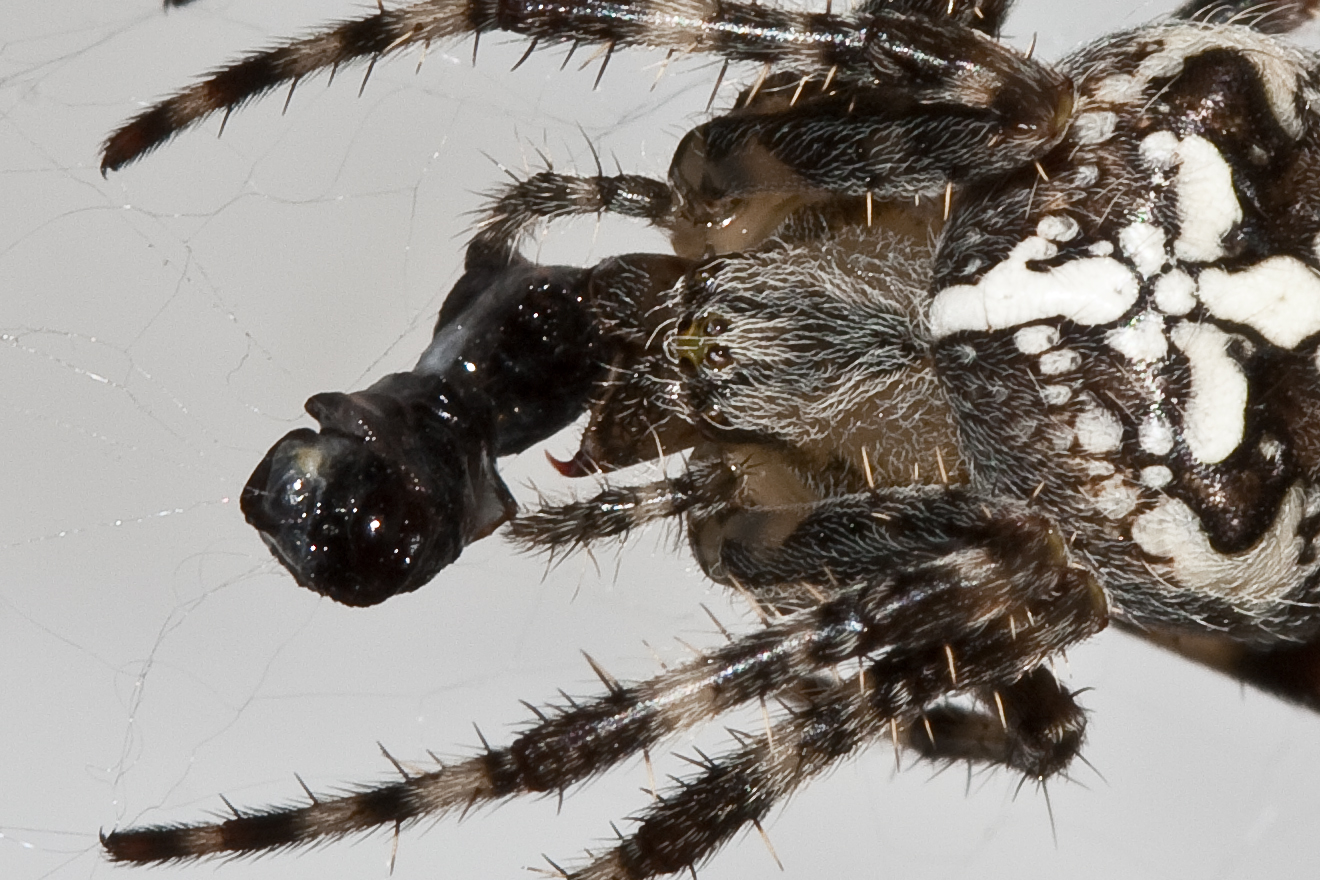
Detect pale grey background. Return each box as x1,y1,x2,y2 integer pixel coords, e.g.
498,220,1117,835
2,2,1318,879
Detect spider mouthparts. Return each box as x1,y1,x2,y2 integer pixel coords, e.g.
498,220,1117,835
546,448,601,477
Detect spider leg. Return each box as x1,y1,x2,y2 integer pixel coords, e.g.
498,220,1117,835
566,672,882,880
905,666,1087,780
103,487,1104,865
101,0,1069,172
702,487,1064,594
667,90,1042,227
470,160,870,269
1130,626,1320,712
560,650,1091,878
507,458,738,550
855,0,1014,34
1172,0,1320,32
470,171,676,266
468,164,834,266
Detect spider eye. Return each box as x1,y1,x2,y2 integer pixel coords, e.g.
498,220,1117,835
675,313,735,373
704,345,734,369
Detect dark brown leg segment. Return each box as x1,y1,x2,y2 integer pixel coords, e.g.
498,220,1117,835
1136,627,1320,712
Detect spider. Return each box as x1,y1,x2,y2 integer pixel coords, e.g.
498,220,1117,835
100,0,1320,876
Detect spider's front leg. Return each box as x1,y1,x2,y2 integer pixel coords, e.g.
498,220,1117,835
102,0,1065,173
240,249,690,605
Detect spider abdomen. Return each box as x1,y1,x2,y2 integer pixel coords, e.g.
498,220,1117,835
932,23,1320,639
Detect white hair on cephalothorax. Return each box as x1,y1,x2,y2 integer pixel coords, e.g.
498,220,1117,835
675,227,945,460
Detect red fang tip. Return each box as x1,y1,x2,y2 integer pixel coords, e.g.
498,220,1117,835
546,449,600,478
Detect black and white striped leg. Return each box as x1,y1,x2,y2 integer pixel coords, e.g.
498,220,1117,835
469,171,676,266
507,459,739,550
565,631,1097,879
103,492,1104,865
102,0,1070,172
101,598,852,863
569,674,881,880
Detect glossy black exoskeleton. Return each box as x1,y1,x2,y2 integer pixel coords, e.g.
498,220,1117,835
240,259,605,606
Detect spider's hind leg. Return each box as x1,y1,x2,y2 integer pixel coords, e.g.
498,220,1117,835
572,667,1087,880
106,482,1105,873
556,489,1109,880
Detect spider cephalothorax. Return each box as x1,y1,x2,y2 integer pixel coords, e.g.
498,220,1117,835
101,0,1320,877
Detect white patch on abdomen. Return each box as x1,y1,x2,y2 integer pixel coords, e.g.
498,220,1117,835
1106,311,1167,362
1153,269,1197,315
1073,395,1123,454
1041,384,1072,406
1197,256,1320,348
1170,321,1247,464
1140,465,1173,489
929,236,1139,338
1119,221,1168,278
1141,132,1243,264
1036,215,1080,242
1038,348,1081,375
1139,415,1175,456
1131,485,1307,603
1014,324,1059,354
1088,473,1139,520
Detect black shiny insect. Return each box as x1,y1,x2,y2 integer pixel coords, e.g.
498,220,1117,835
101,1,1320,876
